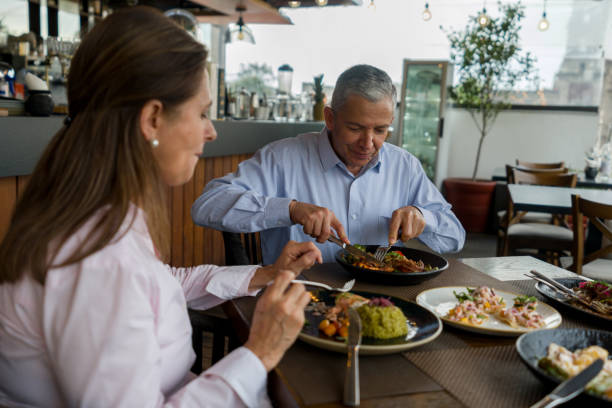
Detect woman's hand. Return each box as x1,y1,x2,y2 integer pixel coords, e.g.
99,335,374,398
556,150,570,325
245,271,311,371
249,241,322,290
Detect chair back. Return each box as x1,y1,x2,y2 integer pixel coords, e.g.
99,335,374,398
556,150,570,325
512,168,576,187
222,231,262,265
570,194,612,274
515,160,565,169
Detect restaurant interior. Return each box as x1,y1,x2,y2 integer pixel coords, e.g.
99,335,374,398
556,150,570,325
1,0,612,407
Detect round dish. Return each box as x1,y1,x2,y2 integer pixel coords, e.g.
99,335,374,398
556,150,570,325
416,286,562,337
535,277,612,323
516,328,612,405
335,246,448,285
299,290,442,355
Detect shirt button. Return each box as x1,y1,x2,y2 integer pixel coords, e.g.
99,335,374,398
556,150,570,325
351,214,357,220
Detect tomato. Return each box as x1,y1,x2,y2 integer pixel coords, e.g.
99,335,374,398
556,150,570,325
338,325,349,338
318,319,330,331
323,323,337,337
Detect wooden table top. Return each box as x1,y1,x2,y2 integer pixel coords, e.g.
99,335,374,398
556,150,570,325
508,184,612,214
223,256,598,408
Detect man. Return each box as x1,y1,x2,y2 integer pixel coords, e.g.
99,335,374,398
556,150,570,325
192,64,465,264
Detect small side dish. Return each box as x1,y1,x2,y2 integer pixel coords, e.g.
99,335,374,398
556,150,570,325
539,343,612,400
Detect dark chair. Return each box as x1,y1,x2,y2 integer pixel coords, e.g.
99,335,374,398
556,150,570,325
188,232,261,374
496,165,568,255
515,160,565,169
569,194,612,282
499,168,577,264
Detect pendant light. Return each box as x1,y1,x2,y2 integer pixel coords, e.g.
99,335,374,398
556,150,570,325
315,0,328,6
287,1,301,7
367,0,376,12
538,0,550,31
225,5,255,44
422,2,432,21
477,0,489,27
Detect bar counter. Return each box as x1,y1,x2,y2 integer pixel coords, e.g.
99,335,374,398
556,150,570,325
0,117,324,266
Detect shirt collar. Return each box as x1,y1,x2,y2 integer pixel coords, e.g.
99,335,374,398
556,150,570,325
318,127,384,175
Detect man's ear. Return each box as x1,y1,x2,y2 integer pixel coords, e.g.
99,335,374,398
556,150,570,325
140,99,164,143
323,106,335,131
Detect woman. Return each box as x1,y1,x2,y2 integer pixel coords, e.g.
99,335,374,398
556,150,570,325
0,7,321,407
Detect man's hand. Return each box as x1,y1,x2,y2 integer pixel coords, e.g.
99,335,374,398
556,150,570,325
388,206,426,245
289,201,349,244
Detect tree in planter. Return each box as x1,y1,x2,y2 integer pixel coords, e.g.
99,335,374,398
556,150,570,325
446,1,538,180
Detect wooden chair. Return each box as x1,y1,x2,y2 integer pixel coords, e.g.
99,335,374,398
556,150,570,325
500,168,577,263
569,194,612,282
496,165,569,255
515,160,565,169
188,232,262,374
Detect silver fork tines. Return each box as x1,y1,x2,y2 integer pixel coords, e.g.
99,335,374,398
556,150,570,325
373,245,391,262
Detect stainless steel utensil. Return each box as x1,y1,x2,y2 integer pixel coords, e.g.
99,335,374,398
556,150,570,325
373,244,392,262
529,358,604,408
291,279,355,292
327,235,386,266
343,308,362,407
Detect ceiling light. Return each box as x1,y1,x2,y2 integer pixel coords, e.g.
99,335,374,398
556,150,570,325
422,3,432,21
368,0,376,12
225,5,255,44
538,1,549,31
288,1,301,7
315,0,328,6
477,0,489,27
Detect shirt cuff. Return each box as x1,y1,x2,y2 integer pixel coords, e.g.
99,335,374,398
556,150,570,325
205,265,260,300
264,197,294,229
204,347,270,408
416,206,437,233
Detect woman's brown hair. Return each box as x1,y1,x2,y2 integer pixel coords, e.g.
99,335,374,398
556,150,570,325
0,6,208,284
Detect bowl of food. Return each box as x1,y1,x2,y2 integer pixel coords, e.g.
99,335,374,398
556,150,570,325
335,245,448,285
516,328,612,404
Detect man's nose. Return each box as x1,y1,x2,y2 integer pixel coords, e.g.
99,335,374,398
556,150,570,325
359,129,375,148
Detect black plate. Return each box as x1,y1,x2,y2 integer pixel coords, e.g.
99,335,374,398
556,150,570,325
516,328,612,405
535,278,612,323
300,289,442,355
335,245,448,285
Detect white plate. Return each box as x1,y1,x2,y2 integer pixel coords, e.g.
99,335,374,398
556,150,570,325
416,286,562,337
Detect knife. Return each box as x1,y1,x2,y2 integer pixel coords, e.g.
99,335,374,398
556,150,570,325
328,235,386,266
343,308,362,407
530,358,604,408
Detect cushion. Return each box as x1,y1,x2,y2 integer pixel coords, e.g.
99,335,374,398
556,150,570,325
508,223,573,241
582,259,612,283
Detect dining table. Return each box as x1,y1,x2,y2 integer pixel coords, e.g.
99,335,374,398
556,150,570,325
222,255,606,408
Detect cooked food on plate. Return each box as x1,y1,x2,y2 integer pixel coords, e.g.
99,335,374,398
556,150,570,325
344,245,433,273
306,292,410,340
446,286,545,329
572,281,612,315
539,343,612,399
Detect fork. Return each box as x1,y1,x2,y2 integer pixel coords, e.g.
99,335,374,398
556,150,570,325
292,279,355,292
373,244,392,262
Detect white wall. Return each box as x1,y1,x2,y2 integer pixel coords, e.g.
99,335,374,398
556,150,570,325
441,108,599,182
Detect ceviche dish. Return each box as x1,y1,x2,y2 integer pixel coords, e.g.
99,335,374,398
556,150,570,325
344,245,434,273
539,343,612,400
305,292,412,340
571,280,612,315
446,286,546,329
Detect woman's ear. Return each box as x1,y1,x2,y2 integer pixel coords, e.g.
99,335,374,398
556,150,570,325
140,99,164,143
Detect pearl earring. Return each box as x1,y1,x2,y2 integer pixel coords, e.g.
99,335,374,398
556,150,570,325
151,139,159,148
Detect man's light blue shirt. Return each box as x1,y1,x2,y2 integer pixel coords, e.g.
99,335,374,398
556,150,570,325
192,128,465,264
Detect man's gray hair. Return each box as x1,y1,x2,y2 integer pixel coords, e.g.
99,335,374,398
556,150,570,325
330,64,397,112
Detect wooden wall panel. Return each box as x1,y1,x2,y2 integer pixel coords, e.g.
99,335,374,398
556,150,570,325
0,177,17,243
0,153,254,267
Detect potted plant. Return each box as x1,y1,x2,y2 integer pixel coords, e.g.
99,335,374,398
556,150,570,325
313,74,325,121
442,1,537,232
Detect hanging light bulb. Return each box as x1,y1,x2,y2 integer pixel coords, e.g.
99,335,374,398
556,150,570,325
315,0,327,6
538,1,549,31
367,0,376,12
288,0,300,7
422,2,432,21
225,5,255,44
477,1,489,27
